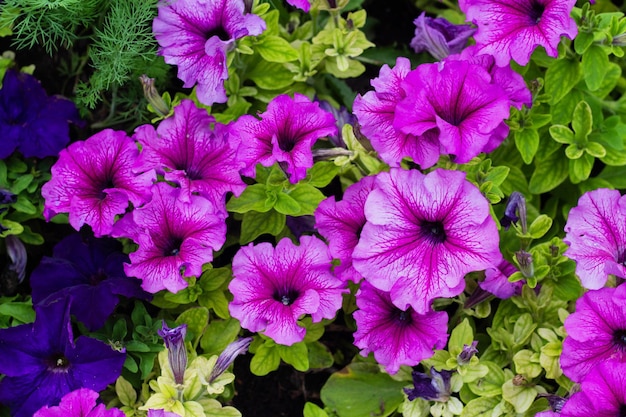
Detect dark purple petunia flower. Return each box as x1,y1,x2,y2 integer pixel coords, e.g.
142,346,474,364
0,299,126,417
410,12,475,60
30,233,148,331
0,70,81,159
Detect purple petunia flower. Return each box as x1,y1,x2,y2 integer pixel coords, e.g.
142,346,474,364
353,281,448,374
229,236,346,345
113,183,227,294
30,233,147,331
480,259,524,299
0,70,81,159
563,188,626,290
352,168,501,314
134,99,245,206
0,299,126,417
42,129,154,237
560,286,626,382
353,57,441,168
410,12,475,60
33,388,125,417
232,93,337,183
459,0,578,66
153,0,265,106
559,360,626,417
394,60,511,164
315,176,376,283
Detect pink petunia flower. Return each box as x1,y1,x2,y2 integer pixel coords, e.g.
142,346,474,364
459,0,578,66
229,236,346,345
134,99,245,206
352,168,501,314
353,57,440,168
560,286,626,382
34,388,124,417
42,129,154,237
353,281,448,374
232,93,337,183
394,60,511,164
114,183,227,293
315,176,376,283
563,188,626,290
153,0,265,106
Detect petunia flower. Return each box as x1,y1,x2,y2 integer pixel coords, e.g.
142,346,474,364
153,0,265,106
353,281,448,374
352,168,501,314
315,176,376,283
0,299,126,417
42,129,154,237
563,188,626,289
459,0,578,66
113,183,227,294
410,12,475,60
30,233,147,331
0,69,81,159
134,99,245,206
560,286,626,382
394,60,511,164
33,388,125,417
559,360,626,417
353,57,440,168
229,235,346,345
232,93,337,183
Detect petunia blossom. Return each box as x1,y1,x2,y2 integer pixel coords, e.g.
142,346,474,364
353,57,440,168
315,176,376,283
114,183,227,293
410,12,475,60
352,168,501,314
394,60,510,164
0,299,126,417
134,99,245,206
232,93,337,183
42,129,154,237
459,0,578,66
563,188,626,289
153,0,265,106
353,281,448,374
33,388,125,417
560,286,626,382
229,235,346,345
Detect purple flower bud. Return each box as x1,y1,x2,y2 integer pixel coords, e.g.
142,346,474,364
500,191,527,232
6,235,26,283
209,337,252,383
139,75,170,117
410,12,475,61
158,322,187,384
404,368,453,402
457,340,479,365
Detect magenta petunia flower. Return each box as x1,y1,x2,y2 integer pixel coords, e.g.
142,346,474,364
153,0,265,106
315,176,376,283
560,286,626,382
353,57,440,168
286,0,310,12
232,93,337,183
353,281,448,374
559,360,626,417
480,259,523,299
563,188,626,290
115,183,227,294
134,99,245,206
42,129,154,237
459,0,578,66
34,388,125,417
229,236,346,345
352,168,501,314
394,60,510,164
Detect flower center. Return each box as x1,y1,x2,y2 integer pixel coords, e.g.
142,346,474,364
47,354,70,373
613,329,626,350
163,237,184,257
528,0,545,24
205,25,230,41
420,220,446,244
273,288,299,306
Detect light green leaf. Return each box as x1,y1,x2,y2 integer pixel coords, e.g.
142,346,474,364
240,210,286,244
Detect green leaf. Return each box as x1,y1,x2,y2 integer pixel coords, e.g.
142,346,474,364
528,214,552,239
545,58,582,104
200,318,241,357
582,44,609,91
320,363,406,417
303,402,329,417
255,36,299,63
175,307,209,342
448,318,474,357
514,128,540,164
115,376,137,407
572,100,593,140
529,152,569,194
548,125,574,144
287,184,326,215
274,192,302,215
240,210,286,244
250,341,281,376
569,153,594,184
226,184,272,213
278,342,309,371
